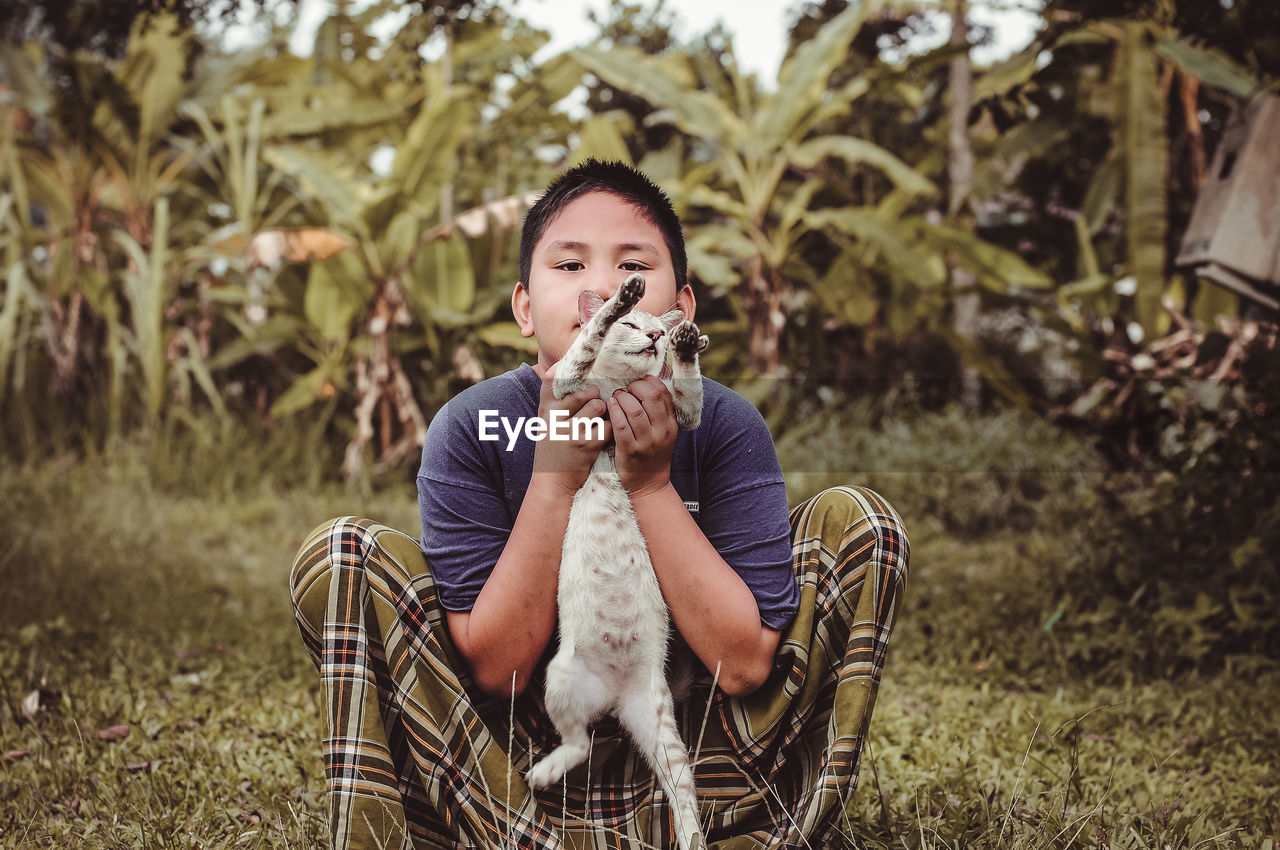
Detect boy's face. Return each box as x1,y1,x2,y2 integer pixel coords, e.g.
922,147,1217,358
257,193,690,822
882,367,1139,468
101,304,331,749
513,190,694,375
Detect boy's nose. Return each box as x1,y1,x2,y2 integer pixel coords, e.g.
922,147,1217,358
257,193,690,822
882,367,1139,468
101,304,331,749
588,278,621,301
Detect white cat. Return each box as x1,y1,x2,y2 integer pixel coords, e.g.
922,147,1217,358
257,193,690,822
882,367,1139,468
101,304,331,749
525,273,707,850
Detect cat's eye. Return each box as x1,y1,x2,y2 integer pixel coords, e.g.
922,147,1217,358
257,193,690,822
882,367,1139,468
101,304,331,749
621,321,638,329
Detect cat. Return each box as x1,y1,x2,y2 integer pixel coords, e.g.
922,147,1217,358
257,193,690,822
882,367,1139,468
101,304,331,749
524,273,707,850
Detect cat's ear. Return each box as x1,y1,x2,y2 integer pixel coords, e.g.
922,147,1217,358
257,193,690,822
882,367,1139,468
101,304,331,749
578,291,606,324
658,309,685,330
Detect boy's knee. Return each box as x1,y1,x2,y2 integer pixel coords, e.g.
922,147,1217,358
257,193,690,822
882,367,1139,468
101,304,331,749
289,516,365,645
800,486,910,582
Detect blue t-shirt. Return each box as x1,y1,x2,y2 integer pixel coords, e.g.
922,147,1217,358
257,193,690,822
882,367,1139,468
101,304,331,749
416,363,799,630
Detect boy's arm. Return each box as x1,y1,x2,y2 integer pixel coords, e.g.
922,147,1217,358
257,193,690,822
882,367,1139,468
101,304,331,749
446,375,610,699
607,377,785,698
631,486,782,697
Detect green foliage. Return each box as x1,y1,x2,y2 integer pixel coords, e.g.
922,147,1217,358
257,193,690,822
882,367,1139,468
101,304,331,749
778,404,1105,538
1044,341,1280,678
777,381,1280,684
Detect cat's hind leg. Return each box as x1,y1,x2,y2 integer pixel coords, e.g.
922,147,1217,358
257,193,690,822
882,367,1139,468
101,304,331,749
617,673,703,850
525,649,610,790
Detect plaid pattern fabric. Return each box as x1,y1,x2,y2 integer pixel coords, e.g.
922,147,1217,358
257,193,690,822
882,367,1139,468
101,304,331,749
290,486,908,849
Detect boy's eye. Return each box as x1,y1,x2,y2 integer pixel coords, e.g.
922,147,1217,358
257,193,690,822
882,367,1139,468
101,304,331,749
556,261,584,272
620,261,648,271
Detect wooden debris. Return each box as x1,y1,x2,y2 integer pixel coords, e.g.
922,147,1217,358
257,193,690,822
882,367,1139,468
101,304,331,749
1063,306,1277,422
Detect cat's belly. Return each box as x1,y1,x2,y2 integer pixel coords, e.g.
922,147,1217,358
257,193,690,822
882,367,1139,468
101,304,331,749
558,467,671,678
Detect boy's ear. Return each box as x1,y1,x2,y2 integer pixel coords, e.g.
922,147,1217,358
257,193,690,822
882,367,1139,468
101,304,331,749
511,282,535,337
675,283,696,323
578,290,605,324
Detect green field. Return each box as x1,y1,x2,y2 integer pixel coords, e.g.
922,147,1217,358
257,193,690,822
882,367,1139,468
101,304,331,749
2,418,1277,848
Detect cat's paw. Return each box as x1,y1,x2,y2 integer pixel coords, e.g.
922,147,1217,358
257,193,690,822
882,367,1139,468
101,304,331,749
525,757,564,790
670,320,703,362
613,273,645,311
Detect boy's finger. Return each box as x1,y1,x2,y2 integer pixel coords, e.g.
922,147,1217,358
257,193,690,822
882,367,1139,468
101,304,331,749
627,375,667,400
610,389,647,422
579,397,608,423
628,376,674,423
606,395,634,434
562,385,601,413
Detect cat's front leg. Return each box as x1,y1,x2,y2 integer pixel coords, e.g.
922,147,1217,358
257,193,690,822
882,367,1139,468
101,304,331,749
667,320,706,430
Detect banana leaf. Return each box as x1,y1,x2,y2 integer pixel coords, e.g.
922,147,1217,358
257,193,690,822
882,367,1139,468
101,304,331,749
806,208,948,290
921,222,1053,292
790,135,935,197
475,322,539,354
573,47,742,147
571,113,633,167
1155,36,1258,97
305,250,372,342
750,0,881,149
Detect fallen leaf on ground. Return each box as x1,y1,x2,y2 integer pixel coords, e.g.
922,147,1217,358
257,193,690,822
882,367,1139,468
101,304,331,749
97,725,131,742
4,749,31,760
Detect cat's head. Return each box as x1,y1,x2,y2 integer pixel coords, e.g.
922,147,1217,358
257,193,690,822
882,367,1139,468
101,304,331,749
579,290,684,382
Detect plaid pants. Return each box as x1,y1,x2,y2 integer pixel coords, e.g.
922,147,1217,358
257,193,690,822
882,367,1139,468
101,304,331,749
290,486,908,849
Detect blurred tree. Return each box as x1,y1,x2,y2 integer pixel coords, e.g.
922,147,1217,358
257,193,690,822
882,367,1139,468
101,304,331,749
576,2,941,377
582,0,679,161
0,0,275,57
948,0,982,411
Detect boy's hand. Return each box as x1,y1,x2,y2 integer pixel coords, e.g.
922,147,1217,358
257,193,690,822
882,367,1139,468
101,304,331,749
533,364,611,494
609,375,678,497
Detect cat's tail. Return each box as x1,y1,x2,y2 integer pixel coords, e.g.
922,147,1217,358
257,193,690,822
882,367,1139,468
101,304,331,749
619,676,703,850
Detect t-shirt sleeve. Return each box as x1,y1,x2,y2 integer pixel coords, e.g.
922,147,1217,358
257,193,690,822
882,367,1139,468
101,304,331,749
416,399,514,612
697,390,799,631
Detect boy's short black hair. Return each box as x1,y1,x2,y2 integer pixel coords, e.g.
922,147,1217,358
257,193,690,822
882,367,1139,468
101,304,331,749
519,158,688,290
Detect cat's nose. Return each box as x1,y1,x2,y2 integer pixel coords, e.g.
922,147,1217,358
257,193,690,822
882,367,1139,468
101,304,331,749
647,330,662,341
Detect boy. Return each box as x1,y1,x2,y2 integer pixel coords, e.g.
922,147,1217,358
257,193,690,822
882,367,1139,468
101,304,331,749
291,160,909,849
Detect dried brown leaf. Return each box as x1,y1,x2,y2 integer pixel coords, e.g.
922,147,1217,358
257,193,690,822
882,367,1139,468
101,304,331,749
97,724,131,742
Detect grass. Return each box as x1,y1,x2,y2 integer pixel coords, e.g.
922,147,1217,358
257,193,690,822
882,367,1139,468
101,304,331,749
2,416,1278,848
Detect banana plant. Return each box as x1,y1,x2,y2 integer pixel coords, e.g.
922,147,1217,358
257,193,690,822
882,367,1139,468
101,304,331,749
259,51,544,477
573,1,940,375
0,17,215,436
973,17,1264,344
